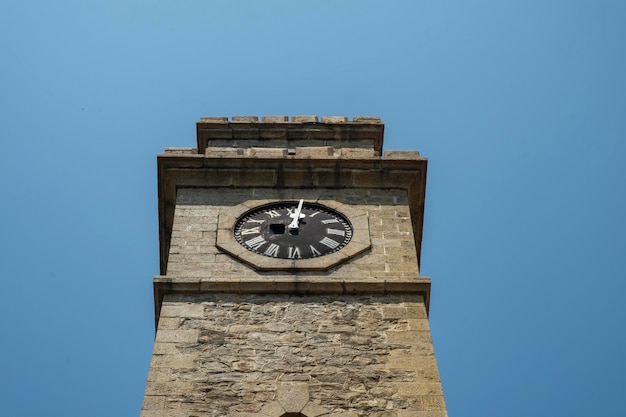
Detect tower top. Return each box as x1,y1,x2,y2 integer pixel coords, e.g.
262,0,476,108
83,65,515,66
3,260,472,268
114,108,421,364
196,115,385,155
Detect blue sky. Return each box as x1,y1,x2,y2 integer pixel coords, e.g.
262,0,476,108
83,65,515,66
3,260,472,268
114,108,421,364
1,1,625,416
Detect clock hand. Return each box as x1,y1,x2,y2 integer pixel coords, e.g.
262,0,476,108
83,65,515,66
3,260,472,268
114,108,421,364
288,199,305,229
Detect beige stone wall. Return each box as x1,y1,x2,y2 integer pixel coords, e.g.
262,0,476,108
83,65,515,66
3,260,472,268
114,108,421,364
165,187,420,280
141,293,446,417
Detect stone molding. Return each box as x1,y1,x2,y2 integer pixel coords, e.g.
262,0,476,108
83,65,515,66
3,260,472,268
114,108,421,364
152,276,432,326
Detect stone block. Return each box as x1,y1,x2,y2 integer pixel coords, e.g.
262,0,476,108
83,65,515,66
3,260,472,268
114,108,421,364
232,116,259,122
206,147,241,157
146,368,171,383
141,395,166,410
156,317,181,330
395,382,444,397
153,342,179,355
261,116,289,122
159,303,205,319
164,147,195,154
276,383,309,413
143,380,194,396
382,305,411,319
383,150,422,159
321,116,348,123
410,396,447,411
149,354,197,370
249,147,288,158
295,146,334,158
301,401,331,416
199,117,228,123
352,116,381,123
155,329,200,343
340,148,378,158
259,401,286,416
292,115,318,123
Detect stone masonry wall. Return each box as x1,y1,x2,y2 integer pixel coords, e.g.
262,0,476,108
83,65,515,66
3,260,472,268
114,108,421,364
165,187,420,281
141,293,446,417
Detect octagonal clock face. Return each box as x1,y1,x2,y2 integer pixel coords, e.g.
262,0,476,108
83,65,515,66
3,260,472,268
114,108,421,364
234,200,353,259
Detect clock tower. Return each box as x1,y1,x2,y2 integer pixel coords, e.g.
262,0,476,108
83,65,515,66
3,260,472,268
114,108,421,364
141,116,447,417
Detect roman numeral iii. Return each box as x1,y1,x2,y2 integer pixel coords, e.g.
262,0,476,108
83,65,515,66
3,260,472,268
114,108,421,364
319,237,340,249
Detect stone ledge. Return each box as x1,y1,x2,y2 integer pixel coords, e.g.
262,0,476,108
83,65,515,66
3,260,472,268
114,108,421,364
152,276,431,328
164,147,196,154
199,148,420,160
384,150,422,159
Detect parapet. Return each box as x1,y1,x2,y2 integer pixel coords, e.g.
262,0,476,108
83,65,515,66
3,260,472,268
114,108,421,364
196,115,385,155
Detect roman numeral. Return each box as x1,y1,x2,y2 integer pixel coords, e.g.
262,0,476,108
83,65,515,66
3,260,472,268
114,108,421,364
246,218,265,224
321,218,339,224
319,237,340,249
240,227,261,235
264,210,281,218
309,245,322,257
288,246,301,259
326,228,345,237
245,235,266,250
264,243,280,257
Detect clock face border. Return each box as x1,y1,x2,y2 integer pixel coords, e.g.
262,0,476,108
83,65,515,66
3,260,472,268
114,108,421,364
234,201,353,260
216,199,371,271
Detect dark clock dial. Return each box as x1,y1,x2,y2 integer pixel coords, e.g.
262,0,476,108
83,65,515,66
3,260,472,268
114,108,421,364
234,200,353,259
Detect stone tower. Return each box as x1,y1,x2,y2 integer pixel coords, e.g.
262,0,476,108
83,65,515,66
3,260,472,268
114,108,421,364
141,116,447,417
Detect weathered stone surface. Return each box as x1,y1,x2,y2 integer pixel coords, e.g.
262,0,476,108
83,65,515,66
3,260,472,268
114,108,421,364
166,188,420,282
383,150,422,159
141,294,445,416
262,116,289,122
276,383,309,412
301,401,332,416
292,115,319,123
232,116,259,122
160,303,205,319
352,116,381,123
321,116,348,123
199,117,228,123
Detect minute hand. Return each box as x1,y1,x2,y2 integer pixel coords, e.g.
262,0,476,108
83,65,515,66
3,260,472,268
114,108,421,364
288,199,305,229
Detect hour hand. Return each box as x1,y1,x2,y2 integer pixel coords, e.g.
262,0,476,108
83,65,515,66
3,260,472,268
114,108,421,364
288,199,305,229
